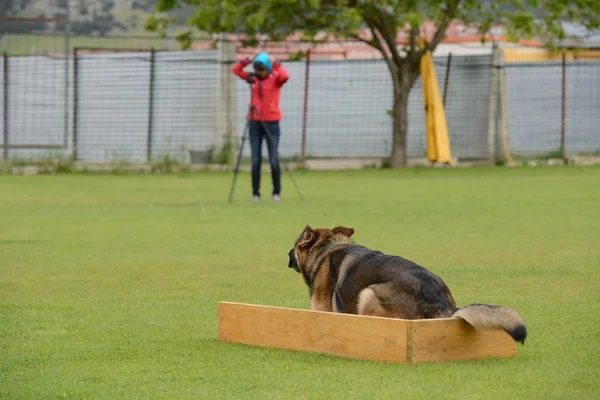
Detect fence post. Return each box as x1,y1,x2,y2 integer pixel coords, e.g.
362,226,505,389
63,3,71,148
216,35,237,170
442,52,452,107
498,48,514,164
3,52,8,160
72,47,79,161
300,49,311,166
486,42,500,165
147,48,156,163
561,52,567,164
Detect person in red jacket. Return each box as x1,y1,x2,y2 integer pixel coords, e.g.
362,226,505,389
232,51,290,202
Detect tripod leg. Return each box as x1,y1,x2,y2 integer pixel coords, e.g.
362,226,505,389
279,155,305,201
256,118,305,201
228,120,250,203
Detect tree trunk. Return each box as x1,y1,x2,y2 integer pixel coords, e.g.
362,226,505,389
389,63,419,168
390,86,409,168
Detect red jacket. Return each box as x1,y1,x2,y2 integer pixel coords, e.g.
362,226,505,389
232,58,290,122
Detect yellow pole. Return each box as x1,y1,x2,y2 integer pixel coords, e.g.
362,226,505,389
419,42,453,164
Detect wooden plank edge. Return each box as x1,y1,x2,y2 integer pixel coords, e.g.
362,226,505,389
218,301,519,364
218,300,417,323
218,301,411,363
409,318,517,364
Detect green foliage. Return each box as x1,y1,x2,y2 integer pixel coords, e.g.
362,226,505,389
218,139,232,166
151,153,180,173
144,14,177,38
287,50,308,61
147,0,599,53
175,30,193,49
4,153,74,173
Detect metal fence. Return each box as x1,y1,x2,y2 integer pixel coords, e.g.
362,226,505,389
1,34,599,165
505,59,600,156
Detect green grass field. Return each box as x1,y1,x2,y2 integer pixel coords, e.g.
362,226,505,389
1,166,599,399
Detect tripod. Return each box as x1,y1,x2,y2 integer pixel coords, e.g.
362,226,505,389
228,81,305,203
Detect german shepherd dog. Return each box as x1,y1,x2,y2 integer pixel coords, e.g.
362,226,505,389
287,225,527,344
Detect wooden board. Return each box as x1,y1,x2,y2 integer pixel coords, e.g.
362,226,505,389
218,301,409,363
409,318,516,363
218,301,517,364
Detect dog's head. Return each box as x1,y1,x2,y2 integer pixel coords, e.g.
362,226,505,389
287,225,355,274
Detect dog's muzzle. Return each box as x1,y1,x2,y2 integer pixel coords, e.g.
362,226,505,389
288,248,300,273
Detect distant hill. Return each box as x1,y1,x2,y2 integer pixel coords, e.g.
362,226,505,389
1,0,194,37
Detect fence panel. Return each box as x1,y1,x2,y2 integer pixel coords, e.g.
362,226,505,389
76,51,150,162
565,61,600,155
152,50,219,162
1,34,599,164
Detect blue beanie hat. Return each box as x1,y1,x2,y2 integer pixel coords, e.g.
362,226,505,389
253,51,272,73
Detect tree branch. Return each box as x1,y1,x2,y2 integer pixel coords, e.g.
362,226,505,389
362,24,393,71
364,10,404,68
363,23,402,92
427,0,462,53
347,32,376,48
409,26,418,58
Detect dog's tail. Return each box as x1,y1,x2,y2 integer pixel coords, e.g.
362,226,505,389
452,303,527,344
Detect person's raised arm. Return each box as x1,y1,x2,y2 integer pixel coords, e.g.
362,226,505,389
270,55,289,86
232,57,252,81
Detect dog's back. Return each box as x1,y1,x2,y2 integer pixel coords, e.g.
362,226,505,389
332,244,457,319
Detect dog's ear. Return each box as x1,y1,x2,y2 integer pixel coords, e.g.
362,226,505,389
299,225,316,248
332,226,355,237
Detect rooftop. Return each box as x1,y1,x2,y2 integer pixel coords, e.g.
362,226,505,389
190,21,600,60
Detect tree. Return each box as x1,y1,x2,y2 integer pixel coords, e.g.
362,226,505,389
0,0,32,16
147,0,600,168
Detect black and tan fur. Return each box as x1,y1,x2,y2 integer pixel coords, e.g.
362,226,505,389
287,225,527,344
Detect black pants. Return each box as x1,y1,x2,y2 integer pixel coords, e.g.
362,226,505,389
249,121,281,197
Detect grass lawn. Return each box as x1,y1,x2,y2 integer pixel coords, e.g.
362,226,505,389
1,166,599,399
